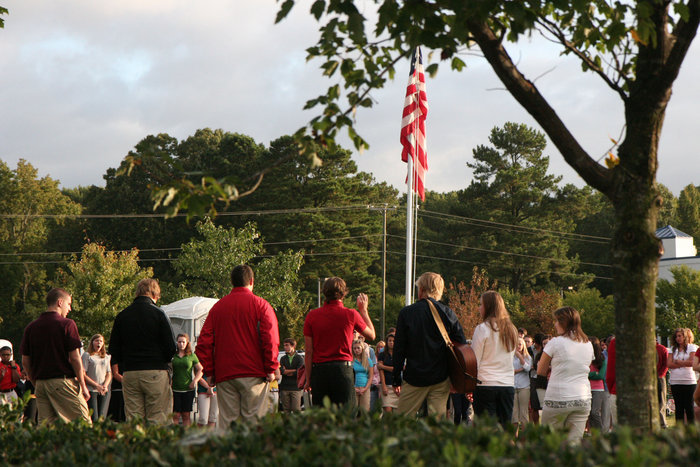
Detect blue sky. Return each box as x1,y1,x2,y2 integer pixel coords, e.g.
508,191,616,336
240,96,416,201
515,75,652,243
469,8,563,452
1,1,698,196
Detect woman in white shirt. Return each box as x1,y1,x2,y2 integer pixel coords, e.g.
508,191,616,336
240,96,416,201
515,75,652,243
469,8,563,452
668,327,697,424
537,307,593,443
82,334,112,422
471,291,518,426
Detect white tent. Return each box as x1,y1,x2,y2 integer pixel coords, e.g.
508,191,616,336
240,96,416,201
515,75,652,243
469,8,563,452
162,297,218,346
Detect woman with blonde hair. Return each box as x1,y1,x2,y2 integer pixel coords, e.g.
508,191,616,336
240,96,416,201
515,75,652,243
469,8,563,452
471,290,518,426
668,327,697,424
352,339,374,411
512,337,532,432
82,334,112,422
537,307,593,442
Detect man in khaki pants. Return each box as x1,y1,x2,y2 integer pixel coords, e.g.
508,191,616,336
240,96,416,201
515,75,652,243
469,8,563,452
20,288,91,424
392,272,466,417
196,265,280,429
109,278,176,425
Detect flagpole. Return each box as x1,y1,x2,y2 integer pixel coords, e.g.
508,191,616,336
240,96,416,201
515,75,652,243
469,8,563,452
405,149,414,307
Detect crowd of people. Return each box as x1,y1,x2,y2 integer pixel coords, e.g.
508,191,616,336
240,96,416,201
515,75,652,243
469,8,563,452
0,266,695,440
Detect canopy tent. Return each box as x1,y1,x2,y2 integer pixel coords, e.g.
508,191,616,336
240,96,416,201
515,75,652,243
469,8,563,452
162,297,218,346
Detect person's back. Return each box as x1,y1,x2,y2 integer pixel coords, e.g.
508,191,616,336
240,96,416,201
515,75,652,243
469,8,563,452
196,264,280,428
110,297,174,372
109,278,175,425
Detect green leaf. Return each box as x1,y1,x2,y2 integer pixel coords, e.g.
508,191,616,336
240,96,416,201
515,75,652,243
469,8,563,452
425,63,439,77
451,56,466,71
310,0,326,20
275,0,295,24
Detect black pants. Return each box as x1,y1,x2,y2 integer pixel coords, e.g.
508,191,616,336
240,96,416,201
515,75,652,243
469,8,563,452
473,386,515,427
310,361,355,408
451,393,470,425
670,383,696,423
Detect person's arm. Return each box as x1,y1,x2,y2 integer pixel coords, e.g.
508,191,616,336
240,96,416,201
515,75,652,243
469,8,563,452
68,349,90,401
303,336,313,392
111,364,123,383
536,352,552,377
102,363,112,395
471,324,485,365
8,361,20,384
362,365,373,393
22,356,33,385
378,361,388,395
356,294,376,341
190,362,204,389
605,339,616,392
516,354,531,373
195,313,215,383
392,310,407,390
260,303,280,381
693,354,700,373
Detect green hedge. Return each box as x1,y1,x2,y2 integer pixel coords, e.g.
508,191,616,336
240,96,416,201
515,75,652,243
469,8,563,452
0,400,697,466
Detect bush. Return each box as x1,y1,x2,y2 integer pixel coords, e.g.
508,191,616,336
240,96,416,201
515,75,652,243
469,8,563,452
1,400,699,466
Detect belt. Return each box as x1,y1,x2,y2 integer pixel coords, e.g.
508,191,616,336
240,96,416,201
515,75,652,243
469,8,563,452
313,360,352,367
0,388,15,393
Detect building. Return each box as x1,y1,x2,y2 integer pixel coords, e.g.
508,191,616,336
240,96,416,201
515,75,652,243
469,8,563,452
656,225,700,281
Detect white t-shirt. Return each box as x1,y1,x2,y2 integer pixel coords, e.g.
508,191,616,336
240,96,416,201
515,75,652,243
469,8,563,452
81,353,112,388
669,344,698,385
543,336,594,401
471,322,515,387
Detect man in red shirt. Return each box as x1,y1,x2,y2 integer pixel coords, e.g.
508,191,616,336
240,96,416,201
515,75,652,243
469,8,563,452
303,277,375,407
0,346,20,402
196,265,279,428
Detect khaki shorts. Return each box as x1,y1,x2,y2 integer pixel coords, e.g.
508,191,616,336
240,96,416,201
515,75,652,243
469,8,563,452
381,387,400,409
35,377,91,425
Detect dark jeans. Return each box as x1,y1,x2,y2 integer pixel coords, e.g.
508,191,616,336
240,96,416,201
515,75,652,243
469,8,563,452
108,390,125,422
473,386,515,427
310,361,355,408
670,383,696,423
451,393,471,425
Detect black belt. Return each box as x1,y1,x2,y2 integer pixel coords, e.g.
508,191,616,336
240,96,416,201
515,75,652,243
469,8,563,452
313,360,352,367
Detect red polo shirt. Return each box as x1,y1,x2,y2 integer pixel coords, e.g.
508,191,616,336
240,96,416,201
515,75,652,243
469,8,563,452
303,300,367,363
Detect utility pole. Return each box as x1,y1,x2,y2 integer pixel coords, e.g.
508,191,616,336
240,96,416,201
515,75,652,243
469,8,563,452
381,204,387,340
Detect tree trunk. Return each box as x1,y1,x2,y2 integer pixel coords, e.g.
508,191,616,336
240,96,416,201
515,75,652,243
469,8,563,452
610,178,661,429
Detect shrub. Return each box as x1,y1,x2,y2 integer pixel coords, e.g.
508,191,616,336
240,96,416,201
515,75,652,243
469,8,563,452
2,400,700,466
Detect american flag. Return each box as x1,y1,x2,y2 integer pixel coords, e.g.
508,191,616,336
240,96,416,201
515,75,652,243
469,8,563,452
400,47,428,201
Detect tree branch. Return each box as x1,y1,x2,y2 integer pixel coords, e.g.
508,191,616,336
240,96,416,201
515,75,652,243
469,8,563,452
465,19,613,195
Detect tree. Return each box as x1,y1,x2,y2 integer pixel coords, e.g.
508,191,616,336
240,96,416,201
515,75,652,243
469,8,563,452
564,288,615,339
656,265,700,339
0,159,82,348
676,184,700,240
173,219,306,340
424,122,592,292
276,0,700,429
518,290,559,336
446,267,496,339
56,243,153,341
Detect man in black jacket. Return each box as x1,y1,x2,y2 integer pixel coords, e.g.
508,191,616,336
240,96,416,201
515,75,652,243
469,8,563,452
109,278,176,425
393,272,466,418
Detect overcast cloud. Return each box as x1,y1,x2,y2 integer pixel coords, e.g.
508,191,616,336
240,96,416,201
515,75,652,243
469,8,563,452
1,1,698,198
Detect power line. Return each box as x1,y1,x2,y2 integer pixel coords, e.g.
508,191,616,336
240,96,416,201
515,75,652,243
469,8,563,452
386,234,612,269
419,209,611,244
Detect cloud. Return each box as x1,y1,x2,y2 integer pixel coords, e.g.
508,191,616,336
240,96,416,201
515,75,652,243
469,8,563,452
0,0,698,196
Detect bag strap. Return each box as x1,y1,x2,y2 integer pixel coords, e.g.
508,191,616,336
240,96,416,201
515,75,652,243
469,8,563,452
426,299,459,361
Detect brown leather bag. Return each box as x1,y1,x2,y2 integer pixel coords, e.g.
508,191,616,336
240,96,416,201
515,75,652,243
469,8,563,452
427,300,480,393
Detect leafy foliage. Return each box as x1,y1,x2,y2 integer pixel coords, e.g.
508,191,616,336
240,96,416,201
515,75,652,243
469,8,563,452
564,287,615,339
3,401,700,465
173,219,306,340
446,267,496,339
0,160,82,347
56,243,153,341
656,265,700,339
676,184,700,241
518,290,560,336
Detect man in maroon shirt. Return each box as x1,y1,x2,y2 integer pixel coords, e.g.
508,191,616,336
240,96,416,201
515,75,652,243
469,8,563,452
20,288,90,424
196,265,280,428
